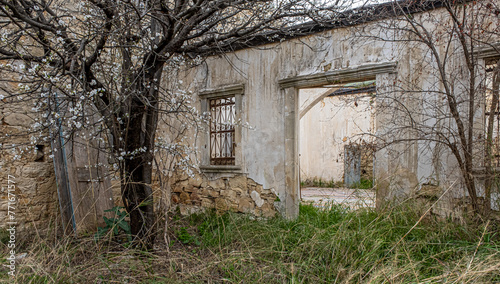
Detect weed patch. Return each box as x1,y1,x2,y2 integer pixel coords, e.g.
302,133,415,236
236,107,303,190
5,204,500,283
94,206,132,244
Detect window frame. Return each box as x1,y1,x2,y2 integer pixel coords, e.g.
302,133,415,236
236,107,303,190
209,96,236,166
471,44,499,173
199,84,244,173
484,58,500,167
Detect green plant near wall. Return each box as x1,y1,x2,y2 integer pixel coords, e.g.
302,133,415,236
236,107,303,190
349,178,373,189
301,178,342,188
313,178,330,188
94,206,132,243
175,227,201,246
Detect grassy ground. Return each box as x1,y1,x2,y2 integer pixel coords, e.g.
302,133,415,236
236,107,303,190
300,178,373,189
1,203,499,283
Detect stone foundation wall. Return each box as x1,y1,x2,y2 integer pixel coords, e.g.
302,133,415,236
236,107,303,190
170,172,278,217
0,124,58,231
1,72,59,232
1,160,58,231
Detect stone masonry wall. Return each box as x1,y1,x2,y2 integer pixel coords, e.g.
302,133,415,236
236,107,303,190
360,145,374,181
170,172,278,218
0,114,58,231
0,159,58,231
1,64,59,233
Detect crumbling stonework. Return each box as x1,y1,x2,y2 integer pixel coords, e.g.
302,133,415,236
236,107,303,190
170,171,278,218
0,147,58,231
0,68,59,232
360,146,374,181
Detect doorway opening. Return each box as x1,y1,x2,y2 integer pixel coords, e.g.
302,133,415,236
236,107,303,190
298,81,377,208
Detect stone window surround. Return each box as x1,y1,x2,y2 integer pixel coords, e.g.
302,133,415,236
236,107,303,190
475,43,500,61
199,84,244,173
474,43,500,174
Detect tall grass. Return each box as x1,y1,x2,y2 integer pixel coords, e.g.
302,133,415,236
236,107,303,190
194,204,500,283
2,203,499,283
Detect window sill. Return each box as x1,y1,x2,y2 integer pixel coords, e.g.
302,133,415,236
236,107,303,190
199,165,242,173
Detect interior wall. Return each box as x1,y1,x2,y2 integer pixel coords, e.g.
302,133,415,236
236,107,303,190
299,88,376,184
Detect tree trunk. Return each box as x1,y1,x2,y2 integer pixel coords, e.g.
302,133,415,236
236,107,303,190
120,68,161,249
122,156,156,248
121,102,156,248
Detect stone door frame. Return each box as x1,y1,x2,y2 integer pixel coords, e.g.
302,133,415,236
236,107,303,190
278,62,397,219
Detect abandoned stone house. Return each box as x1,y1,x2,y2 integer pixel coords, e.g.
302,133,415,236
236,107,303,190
1,2,499,233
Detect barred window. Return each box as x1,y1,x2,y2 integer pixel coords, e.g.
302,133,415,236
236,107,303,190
210,96,236,165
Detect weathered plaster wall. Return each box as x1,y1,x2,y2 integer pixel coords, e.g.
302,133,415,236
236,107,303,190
172,17,402,216
168,6,500,217
174,45,291,215
0,5,497,227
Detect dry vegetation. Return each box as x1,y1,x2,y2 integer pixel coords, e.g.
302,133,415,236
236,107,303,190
1,203,499,283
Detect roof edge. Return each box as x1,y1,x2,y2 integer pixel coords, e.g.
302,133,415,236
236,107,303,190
219,0,451,54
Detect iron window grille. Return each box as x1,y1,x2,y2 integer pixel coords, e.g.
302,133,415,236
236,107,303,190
209,96,236,165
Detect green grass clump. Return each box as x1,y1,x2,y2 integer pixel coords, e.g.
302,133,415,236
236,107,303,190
192,204,500,283
301,178,374,189
301,178,340,188
349,178,374,189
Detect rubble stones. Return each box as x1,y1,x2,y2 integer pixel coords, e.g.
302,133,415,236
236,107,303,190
215,198,229,211
238,198,255,213
171,172,278,217
0,146,58,232
3,113,32,127
179,192,191,204
250,190,264,207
